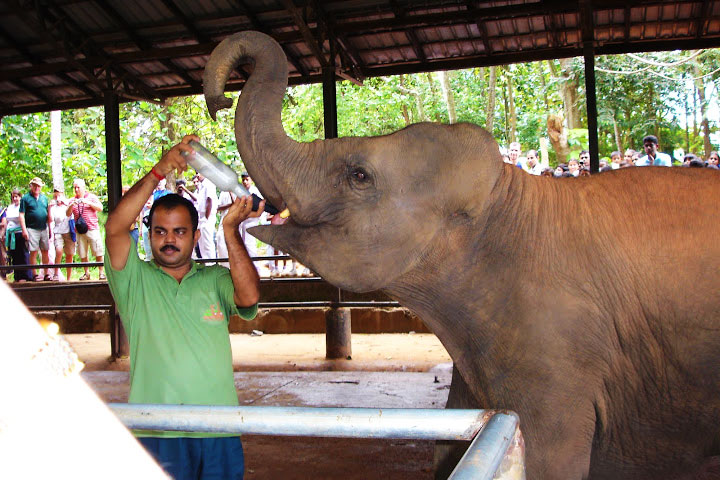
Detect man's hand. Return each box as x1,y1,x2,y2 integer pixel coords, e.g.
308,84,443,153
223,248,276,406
223,196,265,230
154,134,200,178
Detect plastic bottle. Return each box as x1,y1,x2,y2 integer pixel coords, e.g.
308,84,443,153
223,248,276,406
182,140,282,215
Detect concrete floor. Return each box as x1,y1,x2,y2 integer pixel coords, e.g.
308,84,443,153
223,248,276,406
67,332,453,372
71,333,456,479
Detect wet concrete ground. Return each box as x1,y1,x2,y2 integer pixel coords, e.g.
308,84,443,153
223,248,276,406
71,333,455,479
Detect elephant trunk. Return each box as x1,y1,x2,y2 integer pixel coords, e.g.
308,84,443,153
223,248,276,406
203,31,317,216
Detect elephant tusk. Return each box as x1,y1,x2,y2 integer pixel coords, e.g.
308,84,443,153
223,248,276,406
279,208,291,219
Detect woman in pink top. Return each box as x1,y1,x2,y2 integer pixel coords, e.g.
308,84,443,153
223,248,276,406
66,178,105,280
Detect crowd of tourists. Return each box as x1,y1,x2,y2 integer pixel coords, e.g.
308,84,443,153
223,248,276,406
504,135,720,177
0,172,310,282
3,133,717,283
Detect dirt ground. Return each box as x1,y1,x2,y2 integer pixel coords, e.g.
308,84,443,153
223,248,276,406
70,333,456,479
67,332,453,373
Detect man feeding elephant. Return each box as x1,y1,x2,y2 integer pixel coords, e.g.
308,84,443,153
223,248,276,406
202,31,720,479
104,134,263,479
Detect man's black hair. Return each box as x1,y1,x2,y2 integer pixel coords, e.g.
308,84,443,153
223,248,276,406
145,193,199,232
643,135,659,145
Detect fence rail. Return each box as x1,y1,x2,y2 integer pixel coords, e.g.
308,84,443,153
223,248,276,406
0,255,295,272
109,404,523,479
26,301,401,311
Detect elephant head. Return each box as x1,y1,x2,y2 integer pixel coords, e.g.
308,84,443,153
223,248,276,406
203,31,504,292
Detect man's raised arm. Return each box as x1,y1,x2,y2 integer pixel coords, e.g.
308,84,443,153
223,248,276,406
105,134,199,270
222,196,264,307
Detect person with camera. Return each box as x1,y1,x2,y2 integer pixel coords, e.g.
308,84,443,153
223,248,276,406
66,178,105,280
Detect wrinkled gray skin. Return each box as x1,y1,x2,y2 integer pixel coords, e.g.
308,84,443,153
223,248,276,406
204,31,720,479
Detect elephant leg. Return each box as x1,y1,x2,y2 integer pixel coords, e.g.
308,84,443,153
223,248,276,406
434,365,480,480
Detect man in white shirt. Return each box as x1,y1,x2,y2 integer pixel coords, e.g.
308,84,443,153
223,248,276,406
636,135,672,167
524,150,543,175
192,173,218,262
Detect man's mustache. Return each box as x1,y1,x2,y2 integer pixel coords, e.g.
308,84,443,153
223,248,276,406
160,245,180,253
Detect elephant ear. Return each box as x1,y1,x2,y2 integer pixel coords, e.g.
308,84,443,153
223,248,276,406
429,123,505,218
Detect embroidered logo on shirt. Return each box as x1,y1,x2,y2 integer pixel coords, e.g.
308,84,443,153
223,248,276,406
203,303,224,322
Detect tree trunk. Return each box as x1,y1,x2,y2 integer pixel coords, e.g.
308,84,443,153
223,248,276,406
425,73,442,122
398,75,412,125
694,63,712,158
50,110,64,191
684,81,691,152
550,59,582,129
485,66,497,133
547,114,570,164
539,62,550,111
612,116,622,153
502,80,509,144
397,76,425,123
507,69,517,143
161,98,179,191
437,71,457,124
692,86,699,138
624,108,632,151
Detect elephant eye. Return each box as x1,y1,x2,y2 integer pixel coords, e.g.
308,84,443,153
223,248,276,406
350,168,369,183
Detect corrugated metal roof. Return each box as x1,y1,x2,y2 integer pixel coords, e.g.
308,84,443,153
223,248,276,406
1,0,719,116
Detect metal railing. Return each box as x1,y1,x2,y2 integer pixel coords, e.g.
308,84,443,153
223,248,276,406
0,255,297,272
26,301,401,311
12,254,402,311
109,404,523,479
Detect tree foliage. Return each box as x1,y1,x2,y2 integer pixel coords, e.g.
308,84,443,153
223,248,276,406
1,49,718,205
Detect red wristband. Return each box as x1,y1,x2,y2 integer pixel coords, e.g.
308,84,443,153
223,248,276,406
150,167,165,181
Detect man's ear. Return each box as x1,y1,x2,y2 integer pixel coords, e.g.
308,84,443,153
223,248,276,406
193,228,201,246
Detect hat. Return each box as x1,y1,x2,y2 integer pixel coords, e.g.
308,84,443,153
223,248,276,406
53,185,64,192
29,177,45,186
241,172,249,178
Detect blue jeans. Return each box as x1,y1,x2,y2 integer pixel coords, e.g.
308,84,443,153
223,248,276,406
139,436,244,480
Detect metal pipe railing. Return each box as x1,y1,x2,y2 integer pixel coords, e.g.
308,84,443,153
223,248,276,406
27,305,113,311
450,412,520,480
108,404,522,478
109,404,489,439
0,255,295,271
26,301,402,311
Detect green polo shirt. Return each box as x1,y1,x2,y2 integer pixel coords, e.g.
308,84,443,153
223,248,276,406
105,239,257,438
19,192,48,229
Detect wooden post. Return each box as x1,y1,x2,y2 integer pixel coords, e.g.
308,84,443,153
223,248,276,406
104,91,129,359
580,0,600,173
322,54,345,358
109,303,129,358
322,66,338,140
325,307,352,359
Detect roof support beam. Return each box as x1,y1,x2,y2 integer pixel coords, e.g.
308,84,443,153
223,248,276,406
309,0,364,83
29,0,164,103
0,16,99,100
159,0,249,80
695,0,712,38
231,0,309,77
389,0,427,64
94,0,202,90
280,0,329,69
467,0,493,55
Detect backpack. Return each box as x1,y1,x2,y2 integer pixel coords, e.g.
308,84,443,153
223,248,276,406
75,203,89,234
